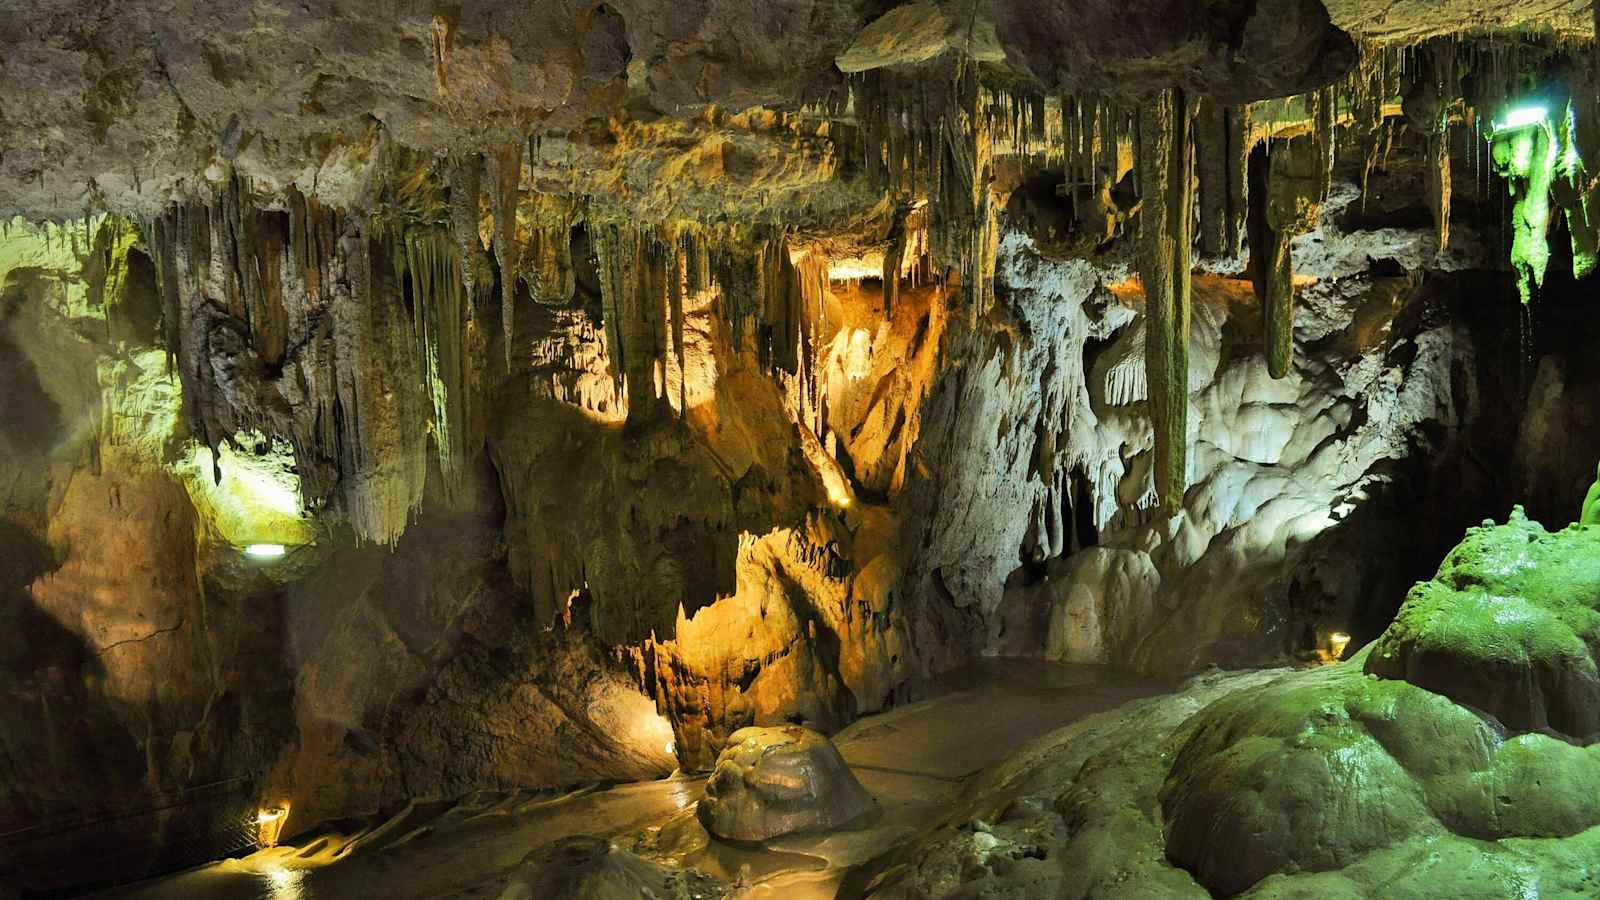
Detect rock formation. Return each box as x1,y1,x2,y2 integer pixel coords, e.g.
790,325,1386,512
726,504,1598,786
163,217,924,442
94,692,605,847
2,1,1600,895
850,504,1600,898
499,835,725,900
697,725,873,841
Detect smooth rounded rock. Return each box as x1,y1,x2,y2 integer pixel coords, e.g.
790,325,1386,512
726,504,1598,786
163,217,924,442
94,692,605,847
498,835,724,900
697,725,873,842
1364,507,1600,741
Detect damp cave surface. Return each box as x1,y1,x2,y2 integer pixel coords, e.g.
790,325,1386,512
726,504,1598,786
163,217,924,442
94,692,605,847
3,2,1600,899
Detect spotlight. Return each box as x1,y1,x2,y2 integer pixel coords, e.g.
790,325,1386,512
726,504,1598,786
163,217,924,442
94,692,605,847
1490,105,1550,135
1329,632,1351,660
245,543,287,559
255,805,288,848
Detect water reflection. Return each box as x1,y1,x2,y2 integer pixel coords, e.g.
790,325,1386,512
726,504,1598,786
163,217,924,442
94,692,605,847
258,864,306,900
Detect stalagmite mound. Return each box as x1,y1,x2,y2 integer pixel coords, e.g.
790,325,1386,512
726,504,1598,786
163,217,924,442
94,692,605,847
698,725,874,842
1364,508,1600,740
498,835,726,900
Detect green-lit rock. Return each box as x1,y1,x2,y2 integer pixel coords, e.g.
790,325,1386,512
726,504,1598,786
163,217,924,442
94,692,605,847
1583,460,1599,526
1243,827,1600,898
1159,659,1449,894
1162,646,1600,893
1364,507,1600,740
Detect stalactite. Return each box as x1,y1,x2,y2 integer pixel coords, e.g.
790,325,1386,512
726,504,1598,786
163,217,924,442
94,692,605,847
1197,99,1228,257
1427,128,1452,251
403,228,469,495
1135,87,1195,517
488,143,522,371
592,224,632,395
1247,142,1293,378
1103,325,1148,407
1403,44,1457,252
1248,137,1324,378
936,62,996,325
446,153,482,295
1312,88,1336,201
528,223,575,305
668,231,688,416
882,202,910,317
144,163,492,546
1197,101,1251,258
1225,106,1251,257
852,63,997,326
1492,118,1558,305
761,229,803,374
793,251,829,438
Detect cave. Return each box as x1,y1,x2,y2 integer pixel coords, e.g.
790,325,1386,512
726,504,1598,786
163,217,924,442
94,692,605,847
2,2,1600,899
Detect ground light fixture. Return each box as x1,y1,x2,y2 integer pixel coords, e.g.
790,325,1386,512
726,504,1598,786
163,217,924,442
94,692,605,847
244,543,288,559
1328,632,1352,660
255,805,289,848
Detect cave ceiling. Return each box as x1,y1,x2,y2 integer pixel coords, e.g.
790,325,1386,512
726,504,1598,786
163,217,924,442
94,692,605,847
0,0,1590,222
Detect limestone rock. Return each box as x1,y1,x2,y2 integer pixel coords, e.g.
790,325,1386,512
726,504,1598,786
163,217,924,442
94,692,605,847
498,835,725,900
836,3,1004,74
697,725,872,842
1364,508,1600,741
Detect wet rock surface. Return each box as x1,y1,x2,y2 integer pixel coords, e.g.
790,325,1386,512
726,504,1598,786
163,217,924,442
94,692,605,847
697,725,873,842
498,835,725,900
854,508,1600,898
1364,508,1600,741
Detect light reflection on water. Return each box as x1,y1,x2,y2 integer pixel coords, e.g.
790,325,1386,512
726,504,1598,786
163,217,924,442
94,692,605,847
259,864,306,900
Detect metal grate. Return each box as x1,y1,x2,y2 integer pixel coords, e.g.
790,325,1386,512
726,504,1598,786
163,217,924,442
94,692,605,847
1,774,263,897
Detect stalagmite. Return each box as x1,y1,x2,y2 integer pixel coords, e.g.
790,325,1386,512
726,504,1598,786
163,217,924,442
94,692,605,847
1135,88,1195,516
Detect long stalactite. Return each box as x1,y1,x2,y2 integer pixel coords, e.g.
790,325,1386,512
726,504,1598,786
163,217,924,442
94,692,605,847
1136,87,1195,517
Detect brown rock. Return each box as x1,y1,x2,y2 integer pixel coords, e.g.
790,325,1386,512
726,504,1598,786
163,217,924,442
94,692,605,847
697,725,873,842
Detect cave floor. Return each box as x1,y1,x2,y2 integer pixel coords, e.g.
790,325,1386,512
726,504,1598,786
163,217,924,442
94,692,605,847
94,660,1182,900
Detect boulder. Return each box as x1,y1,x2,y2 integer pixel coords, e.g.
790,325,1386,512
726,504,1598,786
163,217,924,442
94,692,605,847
697,725,873,842
1364,507,1600,741
498,835,724,900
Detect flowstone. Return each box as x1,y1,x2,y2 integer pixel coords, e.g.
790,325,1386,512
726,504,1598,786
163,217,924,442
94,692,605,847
1364,506,1600,740
852,509,1600,898
1162,508,1600,893
1161,646,1600,894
